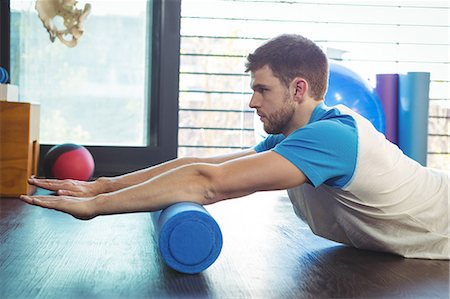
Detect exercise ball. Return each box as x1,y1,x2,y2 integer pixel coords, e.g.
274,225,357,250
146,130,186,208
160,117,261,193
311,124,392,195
325,61,386,133
44,143,95,181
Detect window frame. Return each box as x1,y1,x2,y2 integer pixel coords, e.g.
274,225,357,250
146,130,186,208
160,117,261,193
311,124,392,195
1,0,181,177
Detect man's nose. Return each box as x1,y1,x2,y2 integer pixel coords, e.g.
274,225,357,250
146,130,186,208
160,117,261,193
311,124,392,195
249,92,260,109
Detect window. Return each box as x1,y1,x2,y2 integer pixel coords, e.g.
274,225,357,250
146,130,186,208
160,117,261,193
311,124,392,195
178,0,449,170
2,0,181,176
11,0,150,146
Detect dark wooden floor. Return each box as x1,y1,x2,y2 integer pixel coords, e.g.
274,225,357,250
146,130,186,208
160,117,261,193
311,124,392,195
1,191,448,299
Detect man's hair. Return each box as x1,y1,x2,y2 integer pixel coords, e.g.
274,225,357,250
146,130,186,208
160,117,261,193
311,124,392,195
245,34,328,100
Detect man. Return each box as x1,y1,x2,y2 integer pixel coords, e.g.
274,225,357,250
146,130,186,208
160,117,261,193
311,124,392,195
21,34,449,259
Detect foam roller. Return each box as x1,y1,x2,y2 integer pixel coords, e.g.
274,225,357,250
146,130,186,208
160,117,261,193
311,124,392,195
151,202,223,274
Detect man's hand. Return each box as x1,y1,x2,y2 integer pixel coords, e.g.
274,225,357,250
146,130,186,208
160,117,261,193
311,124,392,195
19,150,306,220
19,194,98,220
27,177,107,197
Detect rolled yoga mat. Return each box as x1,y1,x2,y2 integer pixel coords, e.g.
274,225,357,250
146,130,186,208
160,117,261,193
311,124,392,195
398,72,430,166
151,202,223,274
376,74,399,144
0,67,9,83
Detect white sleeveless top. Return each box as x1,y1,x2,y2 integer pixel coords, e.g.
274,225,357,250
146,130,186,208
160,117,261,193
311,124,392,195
288,105,449,259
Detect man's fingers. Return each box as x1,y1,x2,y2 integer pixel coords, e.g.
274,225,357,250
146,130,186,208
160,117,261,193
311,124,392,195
28,178,61,190
19,195,34,205
20,195,59,206
20,194,95,221
20,195,48,208
28,178,81,192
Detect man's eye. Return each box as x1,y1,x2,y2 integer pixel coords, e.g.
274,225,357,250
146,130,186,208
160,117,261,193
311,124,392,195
259,88,268,94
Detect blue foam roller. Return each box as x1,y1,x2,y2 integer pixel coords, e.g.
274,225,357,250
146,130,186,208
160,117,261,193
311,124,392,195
151,202,223,274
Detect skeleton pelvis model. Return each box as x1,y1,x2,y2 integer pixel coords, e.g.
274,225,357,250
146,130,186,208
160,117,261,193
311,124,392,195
35,0,91,48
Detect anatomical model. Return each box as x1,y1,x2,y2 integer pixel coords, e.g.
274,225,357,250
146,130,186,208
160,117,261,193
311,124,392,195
35,0,91,48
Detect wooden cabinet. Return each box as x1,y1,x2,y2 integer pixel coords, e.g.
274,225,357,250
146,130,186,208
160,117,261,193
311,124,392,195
0,101,40,197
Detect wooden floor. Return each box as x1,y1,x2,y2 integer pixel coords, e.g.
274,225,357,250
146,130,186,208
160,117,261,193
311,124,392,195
1,191,449,299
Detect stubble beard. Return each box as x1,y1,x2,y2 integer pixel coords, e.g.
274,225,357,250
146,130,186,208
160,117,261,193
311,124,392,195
263,94,296,135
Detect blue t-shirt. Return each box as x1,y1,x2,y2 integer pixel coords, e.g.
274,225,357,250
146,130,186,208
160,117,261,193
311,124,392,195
254,103,358,188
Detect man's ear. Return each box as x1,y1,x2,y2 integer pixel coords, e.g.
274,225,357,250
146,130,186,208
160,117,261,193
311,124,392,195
291,78,308,102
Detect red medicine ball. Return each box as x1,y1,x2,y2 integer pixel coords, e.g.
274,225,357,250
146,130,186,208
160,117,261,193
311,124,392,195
44,143,95,181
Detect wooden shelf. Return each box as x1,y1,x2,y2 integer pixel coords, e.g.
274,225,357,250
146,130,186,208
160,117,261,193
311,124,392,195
0,101,40,197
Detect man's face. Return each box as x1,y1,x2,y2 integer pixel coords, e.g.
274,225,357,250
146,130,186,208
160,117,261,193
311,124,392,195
249,65,295,135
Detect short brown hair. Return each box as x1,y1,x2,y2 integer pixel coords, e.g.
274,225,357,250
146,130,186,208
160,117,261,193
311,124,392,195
245,34,328,100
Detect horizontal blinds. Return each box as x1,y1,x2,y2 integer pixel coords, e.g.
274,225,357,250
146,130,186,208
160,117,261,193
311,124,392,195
178,0,449,168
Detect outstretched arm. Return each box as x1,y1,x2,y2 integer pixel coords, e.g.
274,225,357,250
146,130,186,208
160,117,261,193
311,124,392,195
20,151,306,220
27,149,257,197
101,148,258,192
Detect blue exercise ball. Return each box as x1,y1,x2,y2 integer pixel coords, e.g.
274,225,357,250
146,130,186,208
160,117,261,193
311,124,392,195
325,61,386,133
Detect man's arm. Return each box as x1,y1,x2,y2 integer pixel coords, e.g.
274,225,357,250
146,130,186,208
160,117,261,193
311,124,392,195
102,148,258,192
20,151,306,219
27,149,257,197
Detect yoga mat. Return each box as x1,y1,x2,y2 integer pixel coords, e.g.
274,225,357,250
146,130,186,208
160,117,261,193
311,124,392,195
0,67,8,83
376,74,399,144
151,202,223,274
398,72,430,166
